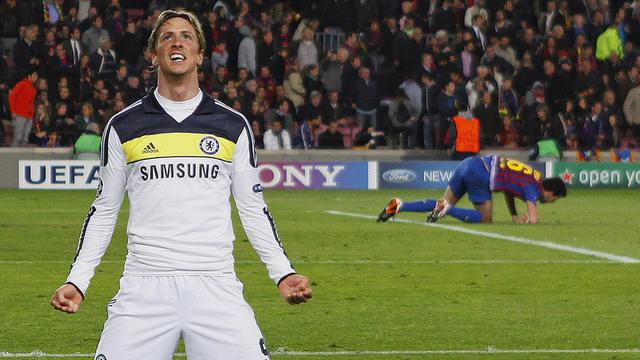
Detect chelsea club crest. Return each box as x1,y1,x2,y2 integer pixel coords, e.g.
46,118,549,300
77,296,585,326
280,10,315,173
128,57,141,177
199,136,220,155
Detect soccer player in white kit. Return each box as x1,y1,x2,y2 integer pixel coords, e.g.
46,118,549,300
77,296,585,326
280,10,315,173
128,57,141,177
50,9,312,360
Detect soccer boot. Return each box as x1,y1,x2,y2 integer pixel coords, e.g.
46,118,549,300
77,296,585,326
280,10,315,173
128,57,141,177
426,199,449,223
377,198,402,223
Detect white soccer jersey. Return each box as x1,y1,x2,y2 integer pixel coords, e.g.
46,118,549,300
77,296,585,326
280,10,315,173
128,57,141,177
66,91,296,296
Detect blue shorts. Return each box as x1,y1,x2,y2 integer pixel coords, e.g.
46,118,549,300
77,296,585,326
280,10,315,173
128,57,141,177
448,156,492,204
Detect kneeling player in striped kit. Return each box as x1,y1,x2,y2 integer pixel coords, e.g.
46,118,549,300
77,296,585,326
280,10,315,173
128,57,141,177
377,156,567,224
50,9,312,360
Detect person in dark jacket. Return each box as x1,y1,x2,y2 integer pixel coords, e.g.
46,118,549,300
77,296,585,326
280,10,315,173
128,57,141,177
299,90,324,124
256,30,275,70
119,19,144,67
323,0,355,32
543,59,570,115
318,120,345,149
90,38,117,81
323,90,347,125
396,27,425,79
13,25,43,77
349,66,379,129
431,0,454,34
435,80,458,148
473,90,501,147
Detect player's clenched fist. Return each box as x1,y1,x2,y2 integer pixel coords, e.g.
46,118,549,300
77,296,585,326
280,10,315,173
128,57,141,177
50,283,84,314
278,274,313,305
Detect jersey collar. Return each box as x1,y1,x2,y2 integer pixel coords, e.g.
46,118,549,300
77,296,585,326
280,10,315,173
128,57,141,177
142,87,216,115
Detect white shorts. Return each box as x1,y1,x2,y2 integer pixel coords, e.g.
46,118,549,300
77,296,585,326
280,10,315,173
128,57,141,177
94,274,271,360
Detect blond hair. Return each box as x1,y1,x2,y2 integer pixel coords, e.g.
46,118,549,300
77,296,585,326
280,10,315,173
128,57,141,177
147,9,206,54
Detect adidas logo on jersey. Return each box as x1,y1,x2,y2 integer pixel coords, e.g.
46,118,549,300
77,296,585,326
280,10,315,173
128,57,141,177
142,142,159,154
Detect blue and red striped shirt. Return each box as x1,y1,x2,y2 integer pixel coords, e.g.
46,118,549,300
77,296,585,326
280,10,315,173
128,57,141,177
487,156,543,202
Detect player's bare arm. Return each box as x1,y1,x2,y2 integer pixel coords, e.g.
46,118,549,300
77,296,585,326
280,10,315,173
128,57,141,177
505,193,536,224
525,201,539,224
50,283,84,314
504,193,522,224
278,274,313,305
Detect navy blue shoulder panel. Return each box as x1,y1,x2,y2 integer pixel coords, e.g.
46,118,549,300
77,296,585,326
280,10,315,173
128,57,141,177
213,99,256,167
110,93,249,147
101,100,144,166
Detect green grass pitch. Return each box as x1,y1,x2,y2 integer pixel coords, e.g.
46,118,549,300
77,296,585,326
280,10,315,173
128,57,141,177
1,188,639,359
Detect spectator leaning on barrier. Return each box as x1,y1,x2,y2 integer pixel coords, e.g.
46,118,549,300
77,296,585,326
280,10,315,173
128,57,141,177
9,69,37,147
73,121,101,159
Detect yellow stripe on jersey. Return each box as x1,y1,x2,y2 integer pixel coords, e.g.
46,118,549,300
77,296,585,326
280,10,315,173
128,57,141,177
122,133,236,164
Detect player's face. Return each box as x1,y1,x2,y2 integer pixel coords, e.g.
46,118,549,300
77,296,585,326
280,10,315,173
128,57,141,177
152,17,203,77
541,192,560,204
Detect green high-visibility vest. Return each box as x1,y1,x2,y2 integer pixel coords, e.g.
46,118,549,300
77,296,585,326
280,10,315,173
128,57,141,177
537,138,561,158
74,133,101,158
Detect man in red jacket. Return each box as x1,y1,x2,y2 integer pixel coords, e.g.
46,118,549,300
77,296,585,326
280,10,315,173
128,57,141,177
9,70,38,147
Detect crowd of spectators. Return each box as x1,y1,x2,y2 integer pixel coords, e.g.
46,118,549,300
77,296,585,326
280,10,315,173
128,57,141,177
1,0,640,157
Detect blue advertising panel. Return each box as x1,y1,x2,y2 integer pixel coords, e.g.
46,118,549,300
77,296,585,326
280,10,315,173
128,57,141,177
378,161,459,189
378,160,547,189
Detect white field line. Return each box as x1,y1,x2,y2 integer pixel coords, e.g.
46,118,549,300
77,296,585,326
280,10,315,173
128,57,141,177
2,348,640,358
0,259,616,265
326,210,640,264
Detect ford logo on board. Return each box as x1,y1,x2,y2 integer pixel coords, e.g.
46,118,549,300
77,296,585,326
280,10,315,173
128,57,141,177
382,169,416,183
